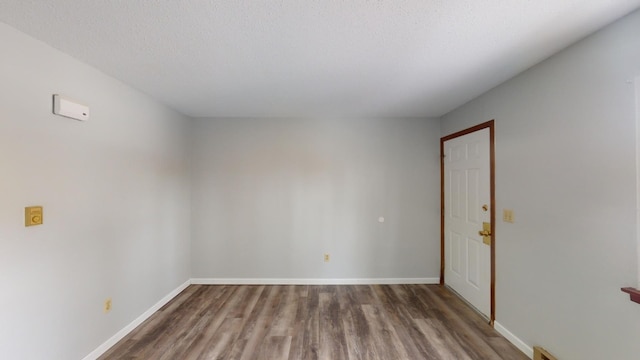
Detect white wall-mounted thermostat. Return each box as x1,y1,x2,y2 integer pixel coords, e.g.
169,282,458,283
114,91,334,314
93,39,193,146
53,94,90,121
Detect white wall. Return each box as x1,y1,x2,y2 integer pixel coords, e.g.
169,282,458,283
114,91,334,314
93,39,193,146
0,23,192,360
636,76,640,289
441,9,640,360
190,118,440,281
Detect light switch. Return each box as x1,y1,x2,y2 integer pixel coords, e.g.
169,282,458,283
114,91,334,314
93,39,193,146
503,209,514,223
25,206,43,227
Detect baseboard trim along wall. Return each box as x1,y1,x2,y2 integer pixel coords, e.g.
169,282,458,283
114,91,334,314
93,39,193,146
190,278,440,285
494,321,534,359
82,280,191,360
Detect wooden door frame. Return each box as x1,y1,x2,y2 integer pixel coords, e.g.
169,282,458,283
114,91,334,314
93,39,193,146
440,120,496,326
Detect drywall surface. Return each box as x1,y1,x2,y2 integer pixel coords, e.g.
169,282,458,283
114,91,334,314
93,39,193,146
191,117,440,280
441,9,640,360
0,23,191,359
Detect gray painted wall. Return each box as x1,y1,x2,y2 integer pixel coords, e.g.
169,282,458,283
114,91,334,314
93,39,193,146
441,9,640,360
0,23,192,359
4,6,640,360
190,118,440,280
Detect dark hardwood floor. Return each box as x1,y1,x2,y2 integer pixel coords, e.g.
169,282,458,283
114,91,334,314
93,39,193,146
99,284,527,360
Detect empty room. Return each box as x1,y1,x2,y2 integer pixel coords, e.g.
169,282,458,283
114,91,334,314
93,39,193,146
2,1,640,359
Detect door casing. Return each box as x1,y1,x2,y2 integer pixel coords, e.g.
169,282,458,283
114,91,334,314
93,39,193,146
440,120,496,325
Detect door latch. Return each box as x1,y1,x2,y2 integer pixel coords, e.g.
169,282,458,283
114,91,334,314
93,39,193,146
478,222,491,245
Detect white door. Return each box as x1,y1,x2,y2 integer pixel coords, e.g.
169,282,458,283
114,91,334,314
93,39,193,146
444,128,491,317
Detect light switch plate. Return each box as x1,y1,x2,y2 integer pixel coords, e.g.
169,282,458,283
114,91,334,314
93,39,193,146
503,209,514,223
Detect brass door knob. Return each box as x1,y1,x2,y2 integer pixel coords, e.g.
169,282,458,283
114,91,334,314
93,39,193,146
479,222,492,245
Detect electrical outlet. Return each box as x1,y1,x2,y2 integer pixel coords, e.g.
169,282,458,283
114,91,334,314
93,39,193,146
324,254,330,262
104,298,112,313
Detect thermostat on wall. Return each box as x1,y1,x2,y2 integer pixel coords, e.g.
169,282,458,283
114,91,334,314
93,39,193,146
53,94,90,121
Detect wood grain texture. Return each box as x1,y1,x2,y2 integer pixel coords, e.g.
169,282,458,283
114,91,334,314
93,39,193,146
99,285,527,360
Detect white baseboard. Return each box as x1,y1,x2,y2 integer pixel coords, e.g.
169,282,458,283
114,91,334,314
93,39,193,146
190,277,439,285
82,279,191,360
494,321,533,359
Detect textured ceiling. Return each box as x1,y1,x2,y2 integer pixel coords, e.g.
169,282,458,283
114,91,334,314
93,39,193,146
1,1,639,118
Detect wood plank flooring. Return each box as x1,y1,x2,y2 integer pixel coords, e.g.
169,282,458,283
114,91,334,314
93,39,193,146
99,284,527,360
